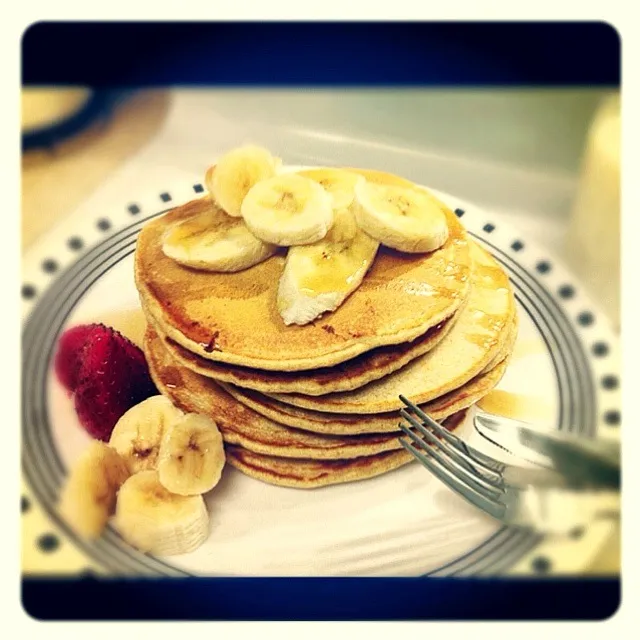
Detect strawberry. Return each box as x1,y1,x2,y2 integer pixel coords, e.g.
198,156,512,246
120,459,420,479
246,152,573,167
73,324,157,441
54,324,98,394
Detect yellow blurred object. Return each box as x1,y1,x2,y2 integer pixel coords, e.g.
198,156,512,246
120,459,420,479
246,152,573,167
566,93,620,328
21,87,92,133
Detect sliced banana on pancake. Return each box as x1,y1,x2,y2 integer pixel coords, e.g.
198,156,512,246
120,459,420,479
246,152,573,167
277,207,379,325
297,168,364,210
162,205,276,272
241,174,334,246
206,145,280,217
353,180,449,253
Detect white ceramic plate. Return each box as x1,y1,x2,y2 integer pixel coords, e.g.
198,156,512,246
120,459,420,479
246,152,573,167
21,173,620,577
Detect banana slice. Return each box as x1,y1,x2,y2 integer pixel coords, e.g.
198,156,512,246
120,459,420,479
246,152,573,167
298,168,364,210
241,174,334,246
58,441,130,539
206,145,280,217
157,413,225,496
353,180,449,253
114,470,209,556
162,206,276,272
109,395,184,474
277,207,379,325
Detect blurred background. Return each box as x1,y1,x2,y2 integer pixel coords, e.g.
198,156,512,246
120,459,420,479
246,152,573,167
22,86,620,327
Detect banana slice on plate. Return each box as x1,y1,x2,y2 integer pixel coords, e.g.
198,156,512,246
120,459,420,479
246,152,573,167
58,441,130,539
278,207,379,326
241,174,334,246
353,180,449,253
162,205,276,272
206,145,280,217
114,470,209,556
157,413,225,496
297,168,364,210
109,395,184,474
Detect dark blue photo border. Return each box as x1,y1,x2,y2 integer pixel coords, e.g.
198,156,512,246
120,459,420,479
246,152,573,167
22,21,620,87
22,577,620,620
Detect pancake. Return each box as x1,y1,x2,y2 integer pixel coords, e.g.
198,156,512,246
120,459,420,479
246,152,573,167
224,410,468,489
151,308,459,396
145,325,478,456
481,309,519,374
264,243,516,414
226,446,414,489
223,357,509,435
144,326,409,459
146,324,476,464
134,177,471,372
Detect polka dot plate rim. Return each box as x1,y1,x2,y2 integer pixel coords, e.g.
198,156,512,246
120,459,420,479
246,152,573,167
21,170,620,578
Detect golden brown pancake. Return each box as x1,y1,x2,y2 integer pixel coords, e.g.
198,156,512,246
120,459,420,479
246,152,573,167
225,446,414,489
263,243,516,413
223,357,508,435
145,325,477,457
150,309,459,396
481,311,518,374
134,182,471,371
144,326,407,459
224,410,468,489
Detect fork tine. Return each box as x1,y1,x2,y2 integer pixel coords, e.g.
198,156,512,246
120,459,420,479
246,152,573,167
400,395,506,473
399,438,506,520
399,422,503,499
400,410,504,490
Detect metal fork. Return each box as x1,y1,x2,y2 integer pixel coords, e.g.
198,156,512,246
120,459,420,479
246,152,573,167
398,396,620,534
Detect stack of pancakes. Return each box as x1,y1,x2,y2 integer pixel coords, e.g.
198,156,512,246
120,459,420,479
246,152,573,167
136,193,517,489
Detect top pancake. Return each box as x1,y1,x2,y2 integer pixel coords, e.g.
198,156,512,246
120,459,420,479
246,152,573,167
135,171,471,372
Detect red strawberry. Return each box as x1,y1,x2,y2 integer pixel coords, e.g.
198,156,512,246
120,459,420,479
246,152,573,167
73,324,157,441
54,324,99,394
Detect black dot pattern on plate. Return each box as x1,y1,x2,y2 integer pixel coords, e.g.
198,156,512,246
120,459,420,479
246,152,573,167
42,259,58,274
454,208,465,218
568,526,585,539
531,556,551,574
536,261,551,274
578,311,595,327
601,375,619,390
193,183,204,193
21,495,31,513
67,236,84,251
97,218,111,231
483,223,495,233
592,341,610,357
558,285,575,299
22,284,36,300
160,192,172,203
128,204,141,215
37,533,60,553
604,410,621,426
511,240,524,252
